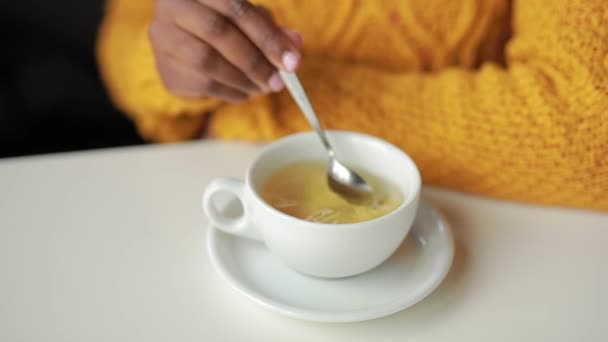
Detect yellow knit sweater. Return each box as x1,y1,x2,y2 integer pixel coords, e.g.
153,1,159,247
97,0,608,211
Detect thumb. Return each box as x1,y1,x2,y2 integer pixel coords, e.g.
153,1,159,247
283,28,303,48
256,5,303,48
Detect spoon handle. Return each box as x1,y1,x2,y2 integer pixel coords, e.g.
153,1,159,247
279,71,334,156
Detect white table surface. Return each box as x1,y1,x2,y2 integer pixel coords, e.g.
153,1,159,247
0,141,607,342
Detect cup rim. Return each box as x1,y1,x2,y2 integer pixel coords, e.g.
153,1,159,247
245,130,422,228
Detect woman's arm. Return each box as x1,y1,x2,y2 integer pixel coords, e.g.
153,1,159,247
97,0,304,141
98,1,223,141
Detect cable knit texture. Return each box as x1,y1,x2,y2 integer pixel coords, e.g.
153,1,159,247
97,0,608,211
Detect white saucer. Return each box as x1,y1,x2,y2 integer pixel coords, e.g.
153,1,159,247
206,200,454,323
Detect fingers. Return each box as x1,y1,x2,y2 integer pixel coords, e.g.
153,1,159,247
198,0,301,71
149,21,260,95
150,0,303,101
153,50,248,103
175,0,278,92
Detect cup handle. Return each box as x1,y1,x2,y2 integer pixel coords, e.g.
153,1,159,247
202,177,262,241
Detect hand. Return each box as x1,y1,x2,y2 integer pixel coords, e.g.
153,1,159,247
149,0,302,102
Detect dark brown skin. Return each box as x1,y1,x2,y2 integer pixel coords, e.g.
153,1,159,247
149,0,302,103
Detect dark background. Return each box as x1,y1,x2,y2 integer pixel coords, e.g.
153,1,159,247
0,0,144,158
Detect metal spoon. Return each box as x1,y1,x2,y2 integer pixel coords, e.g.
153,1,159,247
279,71,374,204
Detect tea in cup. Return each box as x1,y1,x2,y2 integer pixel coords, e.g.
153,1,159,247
260,160,402,224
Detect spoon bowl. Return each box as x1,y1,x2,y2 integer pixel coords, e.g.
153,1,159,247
328,158,374,205
279,71,374,204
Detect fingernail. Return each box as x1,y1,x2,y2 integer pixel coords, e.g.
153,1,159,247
268,72,284,92
282,51,300,71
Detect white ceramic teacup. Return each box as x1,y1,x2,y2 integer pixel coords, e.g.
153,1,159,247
202,131,421,278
